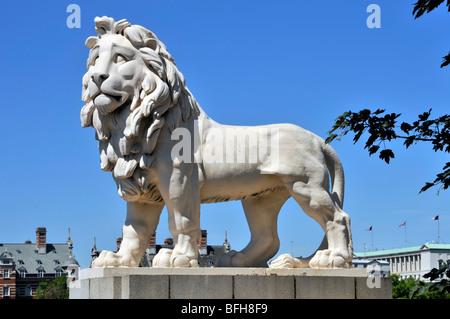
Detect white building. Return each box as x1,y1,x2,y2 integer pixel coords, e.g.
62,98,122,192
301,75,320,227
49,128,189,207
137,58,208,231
352,259,390,277
354,243,450,280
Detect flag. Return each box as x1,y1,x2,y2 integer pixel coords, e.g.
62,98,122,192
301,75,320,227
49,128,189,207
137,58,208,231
366,226,372,231
398,221,406,227
433,215,439,221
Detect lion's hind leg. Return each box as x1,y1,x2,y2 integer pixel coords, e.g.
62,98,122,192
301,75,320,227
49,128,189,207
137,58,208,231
218,190,289,267
283,178,353,269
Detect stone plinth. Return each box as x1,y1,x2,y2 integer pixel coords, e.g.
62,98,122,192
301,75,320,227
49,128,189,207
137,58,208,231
69,267,392,299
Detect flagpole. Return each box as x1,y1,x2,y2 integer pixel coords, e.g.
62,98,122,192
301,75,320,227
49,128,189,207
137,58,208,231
434,215,440,244
405,222,407,248
371,229,374,251
399,221,407,247
438,217,440,244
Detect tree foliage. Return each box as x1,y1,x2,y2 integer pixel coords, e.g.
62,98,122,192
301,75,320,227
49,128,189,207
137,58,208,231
326,109,450,193
412,0,450,67
410,262,450,298
35,275,69,299
391,274,422,299
326,1,450,193
391,271,450,299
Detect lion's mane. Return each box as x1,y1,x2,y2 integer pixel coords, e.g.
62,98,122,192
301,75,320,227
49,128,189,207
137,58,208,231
80,16,199,203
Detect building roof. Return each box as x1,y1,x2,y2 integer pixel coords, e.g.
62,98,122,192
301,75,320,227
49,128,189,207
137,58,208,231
0,243,78,274
355,243,450,258
352,259,389,265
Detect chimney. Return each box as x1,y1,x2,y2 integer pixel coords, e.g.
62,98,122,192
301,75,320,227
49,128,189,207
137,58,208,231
223,231,231,253
149,233,156,255
116,237,122,252
164,238,173,246
199,230,207,255
36,227,47,254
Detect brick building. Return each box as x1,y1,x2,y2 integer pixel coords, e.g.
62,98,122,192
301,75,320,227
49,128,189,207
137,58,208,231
91,230,231,267
0,227,80,299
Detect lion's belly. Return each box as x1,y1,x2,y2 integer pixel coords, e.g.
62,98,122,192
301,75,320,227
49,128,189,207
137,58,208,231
199,166,286,203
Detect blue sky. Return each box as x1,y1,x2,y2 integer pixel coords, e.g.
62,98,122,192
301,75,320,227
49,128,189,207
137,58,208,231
0,1,449,269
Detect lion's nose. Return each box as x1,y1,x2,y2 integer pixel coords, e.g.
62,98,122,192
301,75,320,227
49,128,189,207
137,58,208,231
91,72,109,87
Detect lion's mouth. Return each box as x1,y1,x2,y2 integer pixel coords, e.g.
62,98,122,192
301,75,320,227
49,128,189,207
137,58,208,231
106,93,123,103
94,92,127,115
94,92,123,102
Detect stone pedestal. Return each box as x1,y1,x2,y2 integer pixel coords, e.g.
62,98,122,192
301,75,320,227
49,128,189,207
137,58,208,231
69,267,391,299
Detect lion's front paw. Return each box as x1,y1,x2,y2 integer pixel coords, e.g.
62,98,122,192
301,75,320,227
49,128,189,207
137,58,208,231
91,250,138,268
309,249,351,269
269,253,305,269
152,248,198,267
152,248,172,267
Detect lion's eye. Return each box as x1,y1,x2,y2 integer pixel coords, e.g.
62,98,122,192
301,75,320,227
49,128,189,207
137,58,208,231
115,54,128,64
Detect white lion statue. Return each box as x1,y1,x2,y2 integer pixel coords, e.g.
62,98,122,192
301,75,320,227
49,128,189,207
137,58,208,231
81,17,353,269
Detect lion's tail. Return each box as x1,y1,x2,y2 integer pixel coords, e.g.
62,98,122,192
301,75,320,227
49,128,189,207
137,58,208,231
322,143,345,209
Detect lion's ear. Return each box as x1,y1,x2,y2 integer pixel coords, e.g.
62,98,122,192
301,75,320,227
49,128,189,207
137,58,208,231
85,36,98,48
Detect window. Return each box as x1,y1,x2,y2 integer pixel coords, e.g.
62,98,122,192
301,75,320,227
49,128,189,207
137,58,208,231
55,268,63,277
24,286,32,297
3,286,10,297
37,268,45,278
3,269,10,279
19,268,26,278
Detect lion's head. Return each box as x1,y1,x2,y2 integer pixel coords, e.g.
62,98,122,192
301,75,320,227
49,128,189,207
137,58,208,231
81,16,199,202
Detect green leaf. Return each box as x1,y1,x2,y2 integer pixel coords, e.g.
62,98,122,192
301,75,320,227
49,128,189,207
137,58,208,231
325,134,338,144
409,284,421,299
436,279,448,292
368,145,380,156
404,136,416,149
379,149,395,164
417,282,433,296
400,122,413,134
420,182,435,193
442,53,450,68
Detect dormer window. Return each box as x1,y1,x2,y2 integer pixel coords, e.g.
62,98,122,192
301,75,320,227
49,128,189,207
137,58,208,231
18,267,26,278
55,267,63,277
0,252,13,266
37,267,45,278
